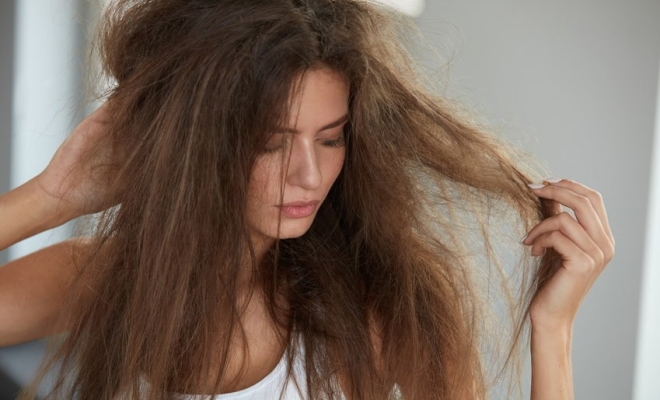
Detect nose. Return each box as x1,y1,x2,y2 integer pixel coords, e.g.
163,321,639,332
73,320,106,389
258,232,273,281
286,139,322,190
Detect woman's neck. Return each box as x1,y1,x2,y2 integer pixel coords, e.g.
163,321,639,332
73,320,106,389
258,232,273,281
236,232,276,289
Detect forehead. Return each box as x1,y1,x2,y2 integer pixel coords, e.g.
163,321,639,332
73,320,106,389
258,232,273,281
284,68,350,131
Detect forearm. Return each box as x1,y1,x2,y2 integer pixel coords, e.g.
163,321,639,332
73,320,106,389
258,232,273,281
0,177,76,251
530,324,574,400
0,239,87,346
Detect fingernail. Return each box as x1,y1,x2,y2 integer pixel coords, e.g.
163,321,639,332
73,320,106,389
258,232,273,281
520,233,528,244
532,249,546,258
543,177,563,184
527,183,545,190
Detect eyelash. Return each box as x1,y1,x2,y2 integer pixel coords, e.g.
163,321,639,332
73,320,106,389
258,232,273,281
323,136,346,148
261,136,346,154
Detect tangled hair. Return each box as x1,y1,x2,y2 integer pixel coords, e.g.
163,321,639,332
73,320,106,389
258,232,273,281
21,0,561,399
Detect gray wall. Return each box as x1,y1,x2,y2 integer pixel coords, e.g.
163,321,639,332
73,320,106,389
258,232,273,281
0,0,15,267
0,1,658,399
0,2,18,397
417,1,660,399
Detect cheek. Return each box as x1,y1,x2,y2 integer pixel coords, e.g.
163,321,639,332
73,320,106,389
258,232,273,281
327,151,346,181
248,159,282,206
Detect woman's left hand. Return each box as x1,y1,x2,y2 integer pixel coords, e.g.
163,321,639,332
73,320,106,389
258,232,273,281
522,178,615,331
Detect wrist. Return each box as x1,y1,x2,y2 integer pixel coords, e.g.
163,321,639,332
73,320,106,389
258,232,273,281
0,178,79,251
530,316,573,337
25,176,81,227
530,319,574,400
529,302,576,337
531,322,573,354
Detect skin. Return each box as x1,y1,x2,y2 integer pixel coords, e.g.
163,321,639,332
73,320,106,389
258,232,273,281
0,65,614,398
524,179,615,400
247,67,348,261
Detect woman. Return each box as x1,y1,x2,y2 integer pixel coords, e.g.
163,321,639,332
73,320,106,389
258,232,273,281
0,0,614,399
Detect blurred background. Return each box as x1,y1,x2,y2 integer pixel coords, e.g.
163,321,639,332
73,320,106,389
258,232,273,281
0,0,658,399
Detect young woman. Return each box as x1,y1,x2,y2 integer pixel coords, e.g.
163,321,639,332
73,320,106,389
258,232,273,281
0,0,614,399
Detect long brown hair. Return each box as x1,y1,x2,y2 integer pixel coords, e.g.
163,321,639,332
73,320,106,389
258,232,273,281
22,0,560,399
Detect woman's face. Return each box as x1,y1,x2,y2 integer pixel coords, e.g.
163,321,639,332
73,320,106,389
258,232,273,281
247,68,349,244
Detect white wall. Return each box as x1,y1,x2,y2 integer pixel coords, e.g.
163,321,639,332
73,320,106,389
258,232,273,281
9,0,86,260
416,1,660,399
634,59,660,400
372,0,426,18
0,0,15,267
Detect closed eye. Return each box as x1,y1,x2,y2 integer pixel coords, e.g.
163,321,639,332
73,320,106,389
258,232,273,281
321,136,346,147
262,128,346,153
261,133,289,153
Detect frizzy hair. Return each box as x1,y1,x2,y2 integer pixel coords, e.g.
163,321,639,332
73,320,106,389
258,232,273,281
21,0,560,399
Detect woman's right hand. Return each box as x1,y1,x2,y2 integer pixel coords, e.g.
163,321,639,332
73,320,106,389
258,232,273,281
34,102,123,218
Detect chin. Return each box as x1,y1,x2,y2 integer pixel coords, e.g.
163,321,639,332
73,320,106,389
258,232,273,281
277,226,312,240
272,219,315,240
250,214,318,242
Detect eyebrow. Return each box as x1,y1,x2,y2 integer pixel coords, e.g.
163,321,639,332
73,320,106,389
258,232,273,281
275,113,349,134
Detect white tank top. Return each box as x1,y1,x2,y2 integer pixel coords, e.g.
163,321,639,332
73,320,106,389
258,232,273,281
136,343,353,400
174,349,307,400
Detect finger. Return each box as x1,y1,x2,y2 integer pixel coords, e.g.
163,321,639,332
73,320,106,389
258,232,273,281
523,212,604,264
528,183,612,258
541,178,614,245
531,230,603,279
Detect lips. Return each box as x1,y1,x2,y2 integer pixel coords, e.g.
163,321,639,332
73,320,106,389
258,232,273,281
277,200,320,218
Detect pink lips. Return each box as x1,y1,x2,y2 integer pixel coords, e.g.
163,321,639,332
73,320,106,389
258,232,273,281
277,200,320,218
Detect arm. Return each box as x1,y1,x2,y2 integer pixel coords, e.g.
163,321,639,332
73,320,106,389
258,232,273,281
0,179,87,346
0,103,117,346
0,178,76,251
523,179,615,400
530,324,573,400
0,238,89,347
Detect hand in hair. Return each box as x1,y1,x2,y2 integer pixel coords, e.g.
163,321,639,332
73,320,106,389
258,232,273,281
523,178,615,329
523,179,615,400
34,102,123,218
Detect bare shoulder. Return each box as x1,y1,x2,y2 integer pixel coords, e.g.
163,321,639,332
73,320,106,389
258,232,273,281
0,237,93,347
